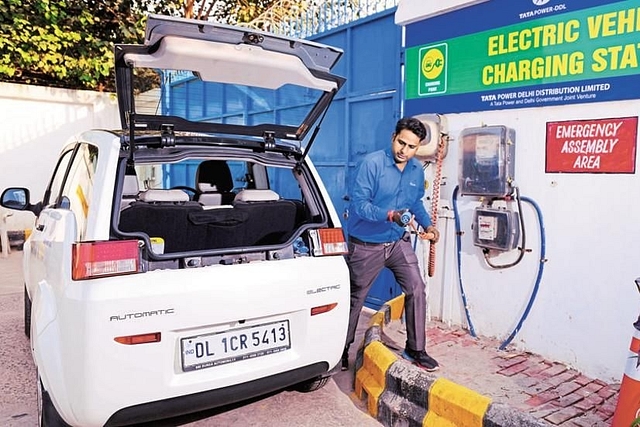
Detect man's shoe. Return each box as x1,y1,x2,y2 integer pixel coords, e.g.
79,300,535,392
341,348,349,371
402,348,439,372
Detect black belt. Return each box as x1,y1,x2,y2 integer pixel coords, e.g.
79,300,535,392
349,236,394,247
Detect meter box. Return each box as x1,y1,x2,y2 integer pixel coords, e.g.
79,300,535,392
473,207,520,251
458,126,515,197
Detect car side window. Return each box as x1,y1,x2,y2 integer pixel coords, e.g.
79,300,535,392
44,148,75,207
60,144,99,240
265,165,302,200
227,160,249,191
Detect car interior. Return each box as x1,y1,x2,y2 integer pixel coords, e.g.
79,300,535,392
195,160,236,206
117,158,311,255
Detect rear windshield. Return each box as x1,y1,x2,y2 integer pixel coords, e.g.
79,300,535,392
135,69,324,130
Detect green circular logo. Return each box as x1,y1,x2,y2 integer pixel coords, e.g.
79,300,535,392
421,48,444,80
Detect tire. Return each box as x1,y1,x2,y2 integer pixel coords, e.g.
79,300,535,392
24,286,31,338
37,374,71,427
293,375,329,393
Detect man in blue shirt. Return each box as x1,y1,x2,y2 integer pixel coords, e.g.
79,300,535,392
342,117,440,371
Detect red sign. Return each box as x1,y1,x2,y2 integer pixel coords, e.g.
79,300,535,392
546,117,638,173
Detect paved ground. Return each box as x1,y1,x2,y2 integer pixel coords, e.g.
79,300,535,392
376,318,620,426
0,251,36,427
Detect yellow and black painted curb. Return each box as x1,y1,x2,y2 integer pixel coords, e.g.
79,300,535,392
7,229,30,247
353,294,551,427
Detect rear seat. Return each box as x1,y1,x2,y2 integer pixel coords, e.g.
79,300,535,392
118,188,300,253
119,189,203,253
233,189,298,245
187,207,249,249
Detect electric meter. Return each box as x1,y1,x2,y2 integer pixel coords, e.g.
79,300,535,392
458,125,515,197
472,207,520,251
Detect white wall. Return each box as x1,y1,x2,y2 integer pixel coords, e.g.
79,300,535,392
423,99,640,383
0,83,119,231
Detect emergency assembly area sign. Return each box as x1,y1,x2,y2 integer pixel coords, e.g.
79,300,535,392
545,117,637,173
404,0,640,115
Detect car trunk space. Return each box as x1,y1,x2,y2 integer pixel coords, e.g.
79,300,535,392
118,197,307,255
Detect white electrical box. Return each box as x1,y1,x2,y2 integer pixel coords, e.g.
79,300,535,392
413,113,448,162
458,126,515,197
473,207,520,251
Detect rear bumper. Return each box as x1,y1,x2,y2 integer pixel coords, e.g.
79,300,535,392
36,257,349,425
104,362,329,426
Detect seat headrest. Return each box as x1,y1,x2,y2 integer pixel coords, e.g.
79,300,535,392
123,175,140,197
138,189,189,203
197,193,223,206
234,189,280,202
196,160,233,193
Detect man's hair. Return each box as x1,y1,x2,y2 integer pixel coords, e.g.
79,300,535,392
395,117,428,141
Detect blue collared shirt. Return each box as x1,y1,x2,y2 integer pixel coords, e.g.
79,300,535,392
347,148,432,243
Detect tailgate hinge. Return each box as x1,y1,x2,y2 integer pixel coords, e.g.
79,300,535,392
160,124,176,147
261,131,276,151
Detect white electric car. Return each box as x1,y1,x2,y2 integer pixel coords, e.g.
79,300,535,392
1,14,350,427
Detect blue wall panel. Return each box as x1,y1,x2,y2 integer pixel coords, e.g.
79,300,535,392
187,80,204,120
307,99,346,163
350,18,399,95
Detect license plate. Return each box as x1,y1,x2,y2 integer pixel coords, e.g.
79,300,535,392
180,320,291,372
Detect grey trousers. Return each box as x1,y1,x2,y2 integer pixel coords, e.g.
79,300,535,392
345,234,427,351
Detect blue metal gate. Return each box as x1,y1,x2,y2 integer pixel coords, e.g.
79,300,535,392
304,10,403,309
163,7,403,310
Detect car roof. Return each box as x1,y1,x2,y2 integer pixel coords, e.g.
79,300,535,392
114,14,346,149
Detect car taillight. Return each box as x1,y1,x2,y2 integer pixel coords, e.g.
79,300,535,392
311,303,338,316
114,332,161,345
310,228,348,256
72,240,141,280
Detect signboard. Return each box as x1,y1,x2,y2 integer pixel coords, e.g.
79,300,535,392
404,0,640,115
545,116,638,173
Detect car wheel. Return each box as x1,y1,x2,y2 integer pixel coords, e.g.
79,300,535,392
24,285,31,338
292,375,329,393
37,373,70,427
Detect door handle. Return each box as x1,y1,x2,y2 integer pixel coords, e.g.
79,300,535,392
36,224,45,232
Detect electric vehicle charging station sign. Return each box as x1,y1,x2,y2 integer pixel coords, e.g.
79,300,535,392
545,116,638,173
403,0,640,115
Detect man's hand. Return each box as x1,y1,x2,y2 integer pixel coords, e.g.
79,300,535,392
425,225,440,243
388,209,412,226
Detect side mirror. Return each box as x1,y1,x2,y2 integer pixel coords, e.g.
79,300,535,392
1,187,42,216
1,188,30,211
